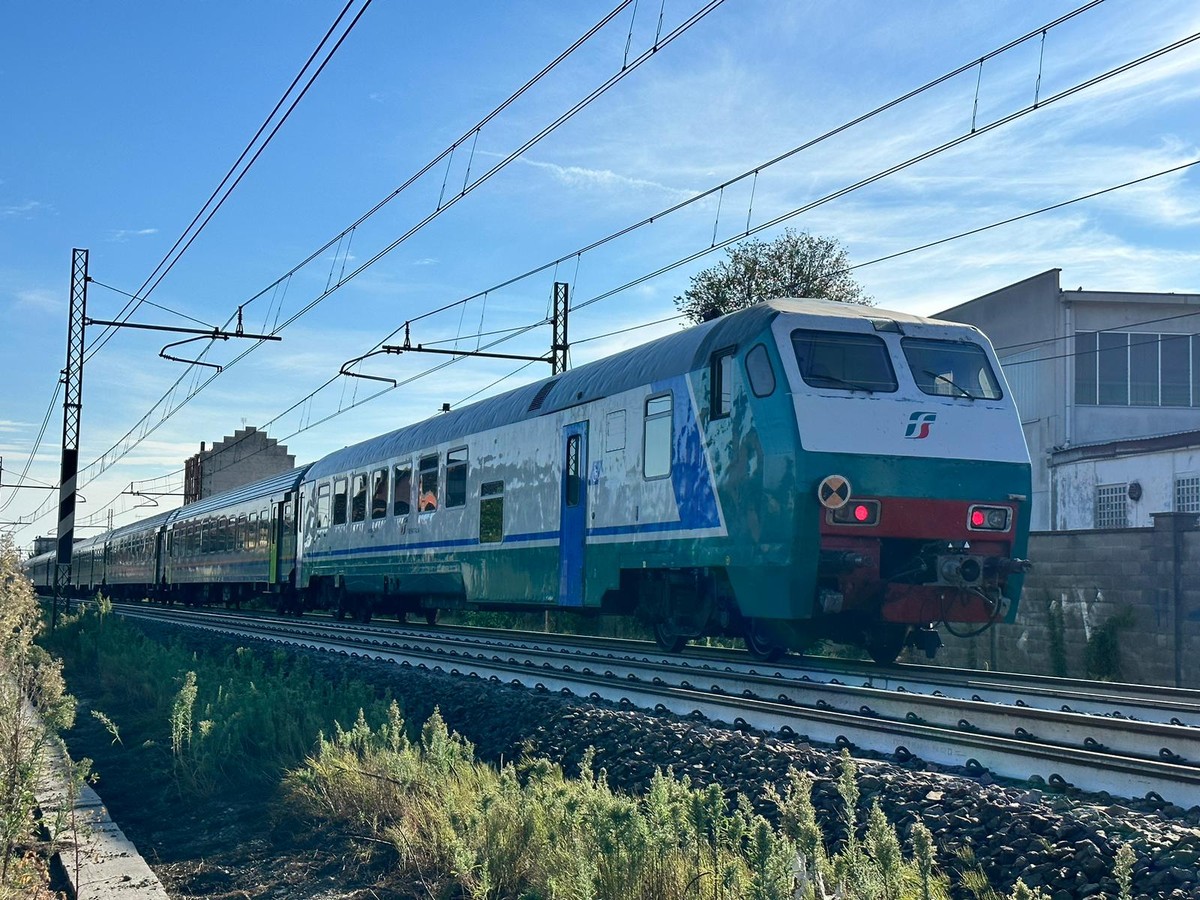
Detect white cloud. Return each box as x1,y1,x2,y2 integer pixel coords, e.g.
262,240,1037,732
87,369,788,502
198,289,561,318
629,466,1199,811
0,200,48,217
108,227,159,242
509,154,695,200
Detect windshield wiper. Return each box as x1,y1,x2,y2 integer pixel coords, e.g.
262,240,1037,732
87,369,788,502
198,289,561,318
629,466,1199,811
923,370,977,400
808,371,875,394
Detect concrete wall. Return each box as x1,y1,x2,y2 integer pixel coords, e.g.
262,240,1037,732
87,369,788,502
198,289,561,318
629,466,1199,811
1053,446,1200,529
932,513,1200,688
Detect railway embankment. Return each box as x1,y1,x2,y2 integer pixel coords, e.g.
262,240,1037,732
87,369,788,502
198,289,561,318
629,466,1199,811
43,608,1200,899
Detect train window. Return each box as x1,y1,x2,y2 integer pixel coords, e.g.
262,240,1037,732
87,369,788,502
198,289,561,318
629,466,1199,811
643,392,673,479
446,448,468,508
419,454,439,511
746,344,776,397
260,508,270,547
223,516,233,552
710,348,735,419
371,468,389,519
791,329,898,393
238,514,248,551
247,513,257,550
333,478,348,525
605,409,626,452
901,338,1002,401
316,482,331,529
393,464,412,516
565,435,582,506
351,473,368,523
480,480,504,543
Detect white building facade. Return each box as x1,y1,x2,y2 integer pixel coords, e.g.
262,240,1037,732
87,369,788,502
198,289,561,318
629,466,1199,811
936,269,1200,530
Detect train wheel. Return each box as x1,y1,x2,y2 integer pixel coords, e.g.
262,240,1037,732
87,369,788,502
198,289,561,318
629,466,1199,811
653,622,686,653
743,619,786,662
866,624,908,664
424,609,438,626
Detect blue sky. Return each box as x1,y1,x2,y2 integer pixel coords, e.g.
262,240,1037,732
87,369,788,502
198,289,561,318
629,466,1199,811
2,0,1198,549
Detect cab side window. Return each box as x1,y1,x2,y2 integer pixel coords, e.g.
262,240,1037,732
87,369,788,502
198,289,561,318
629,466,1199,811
710,348,735,419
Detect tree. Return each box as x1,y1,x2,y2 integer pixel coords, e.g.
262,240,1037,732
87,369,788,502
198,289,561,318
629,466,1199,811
675,228,871,323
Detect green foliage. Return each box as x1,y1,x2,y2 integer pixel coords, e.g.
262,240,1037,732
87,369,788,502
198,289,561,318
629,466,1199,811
1084,605,1135,682
289,722,976,900
42,607,396,795
675,228,871,324
90,709,122,745
1115,843,1135,900
0,533,76,892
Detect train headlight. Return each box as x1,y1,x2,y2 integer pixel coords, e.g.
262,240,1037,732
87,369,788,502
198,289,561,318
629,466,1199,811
829,499,880,526
967,505,1011,532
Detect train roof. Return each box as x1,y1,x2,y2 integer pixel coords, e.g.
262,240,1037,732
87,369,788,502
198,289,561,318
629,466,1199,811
108,508,176,539
170,464,314,522
307,298,828,478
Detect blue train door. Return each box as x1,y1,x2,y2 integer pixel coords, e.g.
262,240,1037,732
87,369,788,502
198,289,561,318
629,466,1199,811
558,421,588,607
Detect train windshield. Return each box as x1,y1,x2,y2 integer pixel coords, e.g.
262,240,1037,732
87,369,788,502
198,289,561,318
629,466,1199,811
790,329,898,393
901,338,1003,400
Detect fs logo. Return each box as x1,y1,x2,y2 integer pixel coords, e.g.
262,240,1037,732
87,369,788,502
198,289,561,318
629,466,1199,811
904,411,937,439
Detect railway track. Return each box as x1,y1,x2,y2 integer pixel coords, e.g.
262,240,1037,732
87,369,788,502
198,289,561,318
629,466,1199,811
107,601,1200,809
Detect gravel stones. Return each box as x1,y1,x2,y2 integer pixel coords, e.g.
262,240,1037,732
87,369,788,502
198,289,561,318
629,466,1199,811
145,623,1200,899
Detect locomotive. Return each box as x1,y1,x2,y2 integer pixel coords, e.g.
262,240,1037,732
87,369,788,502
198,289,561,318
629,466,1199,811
25,298,1032,662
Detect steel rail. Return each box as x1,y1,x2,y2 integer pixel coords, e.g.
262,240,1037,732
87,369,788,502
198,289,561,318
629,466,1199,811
107,603,1200,807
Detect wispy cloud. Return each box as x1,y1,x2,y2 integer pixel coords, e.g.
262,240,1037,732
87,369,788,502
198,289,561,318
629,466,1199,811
510,155,694,200
11,288,61,314
108,227,159,242
1,200,49,217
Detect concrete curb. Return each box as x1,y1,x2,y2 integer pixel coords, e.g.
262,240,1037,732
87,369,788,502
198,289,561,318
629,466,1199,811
36,736,170,899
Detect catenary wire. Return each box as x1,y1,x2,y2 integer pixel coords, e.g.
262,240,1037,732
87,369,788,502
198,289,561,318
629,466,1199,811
62,0,725,495
83,0,369,363
18,11,1192,534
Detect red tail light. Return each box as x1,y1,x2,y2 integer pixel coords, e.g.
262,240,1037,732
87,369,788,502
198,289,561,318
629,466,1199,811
829,499,880,526
967,505,1011,531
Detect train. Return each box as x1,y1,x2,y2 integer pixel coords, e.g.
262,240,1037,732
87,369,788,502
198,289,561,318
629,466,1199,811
25,297,1032,662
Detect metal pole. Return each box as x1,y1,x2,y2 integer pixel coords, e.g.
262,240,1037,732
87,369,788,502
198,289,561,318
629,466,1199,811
53,248,88,628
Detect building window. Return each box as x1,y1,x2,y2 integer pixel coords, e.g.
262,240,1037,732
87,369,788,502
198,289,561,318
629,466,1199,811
1075,331,1198,407
446,448,468,508
643,393,672,479
1176,475,1200,514
1094,483,1128,529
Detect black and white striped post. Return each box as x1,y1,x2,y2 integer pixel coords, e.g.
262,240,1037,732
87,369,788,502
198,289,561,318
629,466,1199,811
53,248,88,628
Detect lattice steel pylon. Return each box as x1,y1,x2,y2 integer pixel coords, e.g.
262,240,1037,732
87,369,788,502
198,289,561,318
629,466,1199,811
551,281,569,375
54,248,88,626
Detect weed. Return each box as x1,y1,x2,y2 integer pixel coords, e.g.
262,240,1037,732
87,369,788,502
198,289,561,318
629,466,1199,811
0,534,75,894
